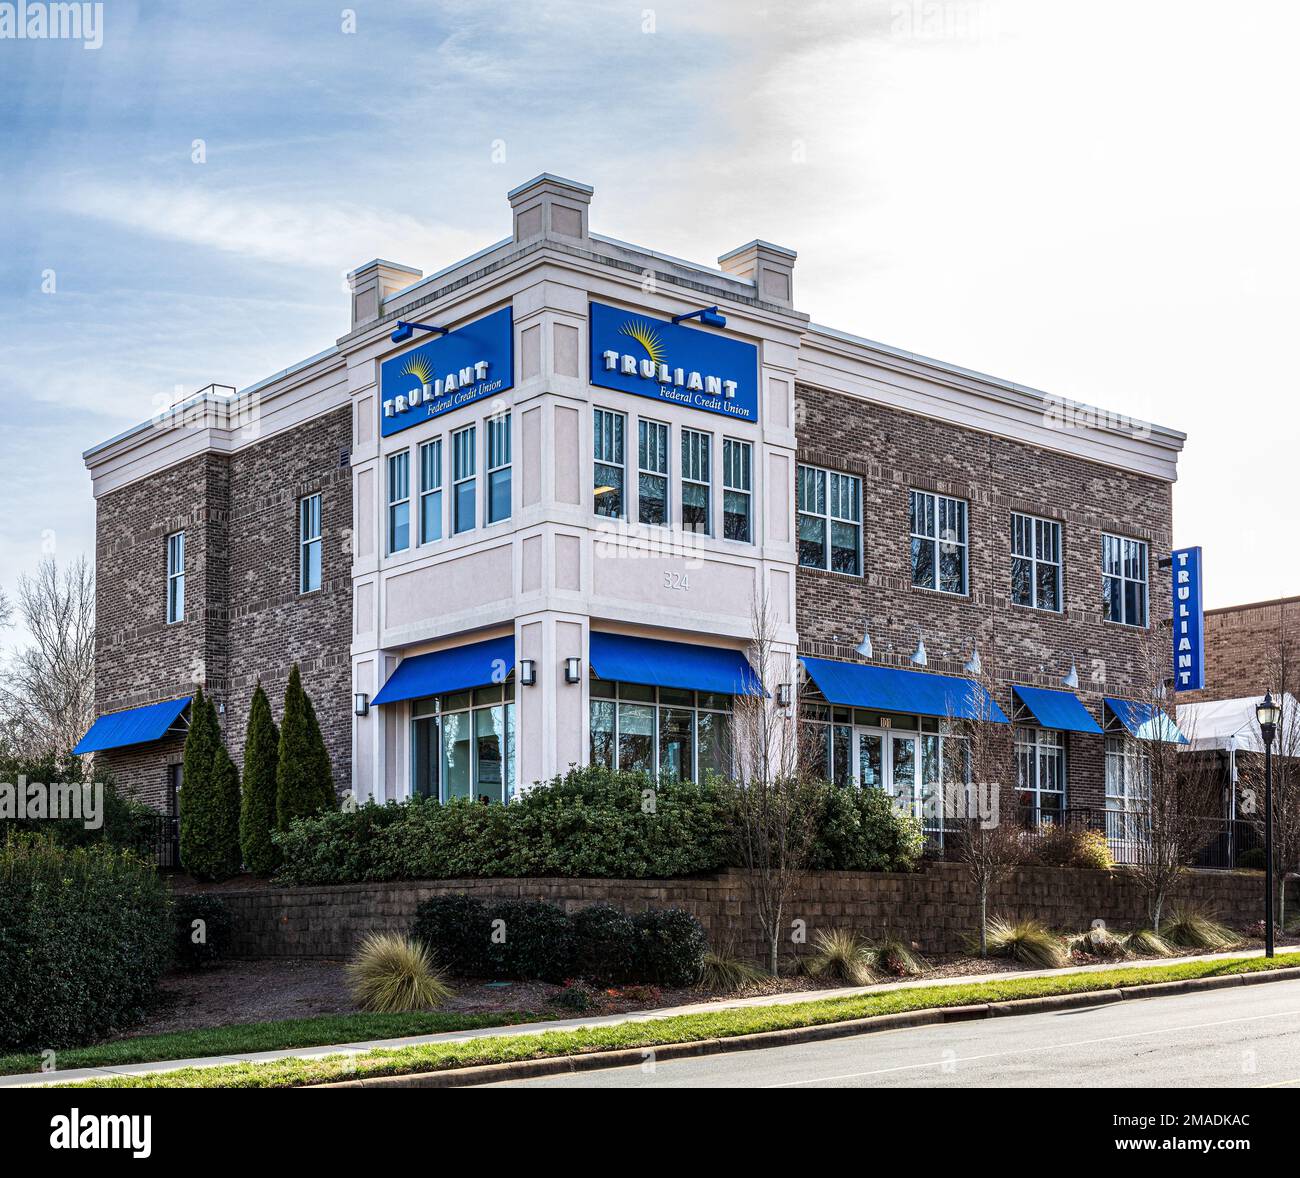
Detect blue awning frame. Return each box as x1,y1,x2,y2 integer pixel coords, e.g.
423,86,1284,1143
73,696,192,755
589,632,764,697
372,635,515,706
800,657,1008,723
1105,697,1189,744
1012,685,1104,735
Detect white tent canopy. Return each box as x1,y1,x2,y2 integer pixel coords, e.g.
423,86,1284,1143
1176,693,1300,754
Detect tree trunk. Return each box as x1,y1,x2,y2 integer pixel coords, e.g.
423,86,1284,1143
979,886,988,957
1152,892,1164,933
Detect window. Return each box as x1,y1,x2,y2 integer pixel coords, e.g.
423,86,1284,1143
419,439,443,544
589,681,732,782
722,439,752,542
299,494,322,593
1105,736,1150,811
1011,513,1062,611
681,429,711,534
452,426,476,534
593,408,625,518
165,531,184,624
487,414,511,524
1015,728,1066,822
797,465,861,575
411,682,516,804
637,419,669,526
386,451,410,553
911,490,967,594
1102,534,1147,627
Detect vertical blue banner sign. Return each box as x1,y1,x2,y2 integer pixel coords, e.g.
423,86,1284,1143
1172,546,1205,692
379,306,514,437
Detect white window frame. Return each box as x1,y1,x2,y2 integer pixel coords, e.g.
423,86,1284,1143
418,438,443,545
1015,727,1066,821
1105,735,1151,812
165,531,185,624
299,493,322,594
593,407,626,520
589,682,732,782
486,413,512,525
452,425,477,535
1102,533,1148,627
797,464,862,575
386,450,411,554
911,489,968,595
722,437,753,544
1010,512,1063,612
680,428,712,536
637,418,669,527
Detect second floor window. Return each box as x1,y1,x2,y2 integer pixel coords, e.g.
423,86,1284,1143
797,465,861,575
453,426,476,534
638,419,668,526
1011,513,1062,611
387,451,410,553
681,429,711,535
594,408,625,519
299,493,322,593
166,531,185,624
1102,534,1147,626
722,439,752,543
911,490,967,594
419,440,443,544
487,414,511,524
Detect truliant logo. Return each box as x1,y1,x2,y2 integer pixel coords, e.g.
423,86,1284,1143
600,318,741,403
381,354,499,420
50,1110,151,1159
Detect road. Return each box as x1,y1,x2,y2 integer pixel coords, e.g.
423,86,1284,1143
483,977,1300,1088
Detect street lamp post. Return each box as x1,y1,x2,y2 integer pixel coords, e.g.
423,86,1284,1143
1256,692,1281,958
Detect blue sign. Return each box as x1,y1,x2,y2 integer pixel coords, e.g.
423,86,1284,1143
1172,546,1205,692
588,301,758,423
380,306,514,437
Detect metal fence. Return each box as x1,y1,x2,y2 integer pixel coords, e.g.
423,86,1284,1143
150,813,180,870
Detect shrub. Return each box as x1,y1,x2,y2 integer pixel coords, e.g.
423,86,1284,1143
1127,928,1172,957
482,899,576,982
239,682,280,876
277,664,332,829
1024,824,1113,870
809,783,925,872
631,907,708,987
0,834,171,1051
411,893,493,976
179,692,242,881
699,949,767,993
551,979,601,1013
1070,924,1128,961
807,928,878,986
1163,909,1238,950
347,933,452,1013
984,917,1068,969
571,903,637,984
172,894,234,970
874,933,927,976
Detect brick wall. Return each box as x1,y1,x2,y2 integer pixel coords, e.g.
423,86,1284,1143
199,865,1272,963
1179,596,1300,704
794,382,1176,813
94,407,353,809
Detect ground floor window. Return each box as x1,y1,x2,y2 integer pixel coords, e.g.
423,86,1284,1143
411,682,515,804
589,681,732,781
1015,727,1066,823
1105,734,1150,844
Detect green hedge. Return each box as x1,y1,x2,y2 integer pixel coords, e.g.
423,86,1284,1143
0,835,172,1052
274,765,923,886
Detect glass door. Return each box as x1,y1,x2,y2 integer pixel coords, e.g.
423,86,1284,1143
857,730,884,789
891,732,920,820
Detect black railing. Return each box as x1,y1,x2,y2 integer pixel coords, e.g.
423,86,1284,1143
152,813,180,870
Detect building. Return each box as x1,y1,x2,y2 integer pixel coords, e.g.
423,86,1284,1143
75,173,1187,835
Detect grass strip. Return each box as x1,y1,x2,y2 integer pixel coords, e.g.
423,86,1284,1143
0,1010,537,1078
50,951,1300,1090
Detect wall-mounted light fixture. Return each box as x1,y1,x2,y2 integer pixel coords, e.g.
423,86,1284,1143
853,625,873,659
964,645,982,676
519,659,537,687
1061,659,1080,690
776,683,793,708
911,630,928,667
564,657,582,684
353,692,369,717
671,305,727,329
390,320,450,344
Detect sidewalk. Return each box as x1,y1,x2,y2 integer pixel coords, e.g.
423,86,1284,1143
3,946,1286,1088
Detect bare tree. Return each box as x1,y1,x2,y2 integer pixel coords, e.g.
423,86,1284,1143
0,557,96,760
1123,633,1222,931
718,596,821,975
946,665,1022,956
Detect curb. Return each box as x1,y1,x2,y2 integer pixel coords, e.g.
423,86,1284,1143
312,964,1300,1089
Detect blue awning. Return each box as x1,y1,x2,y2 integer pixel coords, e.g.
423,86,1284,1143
373,636,515,706
1105,697,1188,744
73,697,191,755
800,658,1008,722
589,632,763,696
1012,685,1103,734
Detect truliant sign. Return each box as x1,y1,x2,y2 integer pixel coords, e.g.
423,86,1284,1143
1172,546,1205,692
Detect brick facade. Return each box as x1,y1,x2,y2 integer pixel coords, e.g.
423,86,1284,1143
1179,596,1300,704
94,407,353,809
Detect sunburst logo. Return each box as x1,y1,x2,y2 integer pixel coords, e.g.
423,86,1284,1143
618,319,665,365
401,355,433,386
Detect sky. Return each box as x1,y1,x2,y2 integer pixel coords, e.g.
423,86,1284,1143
1,0,1298,652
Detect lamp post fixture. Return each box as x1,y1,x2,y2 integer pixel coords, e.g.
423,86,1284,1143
1256,691,1281,958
